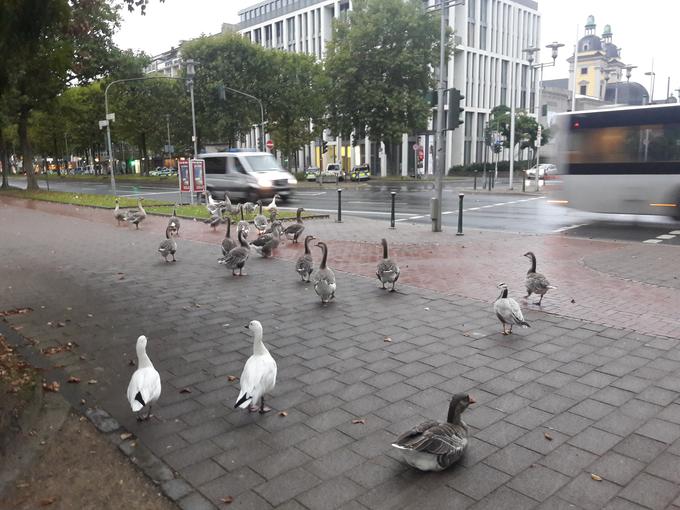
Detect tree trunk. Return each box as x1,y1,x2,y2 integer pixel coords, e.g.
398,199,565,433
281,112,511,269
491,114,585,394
0,127,10,189
385,142,400,176
18,109,39,190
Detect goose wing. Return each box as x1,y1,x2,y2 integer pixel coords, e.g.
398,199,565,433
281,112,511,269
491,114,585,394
222,246,249,268
221,238,237,256
296,254,313,275
393,422,467,456
158,239,175,255
236,354,277,408
526,272,551,292
507,298,527,324
254,215,267,230
377,260,400,280
126,366,161,412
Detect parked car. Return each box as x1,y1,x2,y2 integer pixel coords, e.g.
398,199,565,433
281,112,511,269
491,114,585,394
201,151,297,202
305,166,320,181
525,163,557,179
321,163,345,181
349,164,370,181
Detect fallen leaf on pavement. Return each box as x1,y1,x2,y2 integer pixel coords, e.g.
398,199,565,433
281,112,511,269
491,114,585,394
56,322,66,328
279,411,288,417
87,379,97,385
571,298,576,304
39,496,57,506
227,375,238,382
544,432,553,441
120,432,133,440
42,381,60,393
591,473,603,481
180,388,192,394
352,419,366,425
384,337,392,343
220,496,234,505
80,399,86,405
67,376,81,384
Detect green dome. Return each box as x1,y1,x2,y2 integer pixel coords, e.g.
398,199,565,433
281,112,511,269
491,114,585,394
586,15,595,27
603,24,612,36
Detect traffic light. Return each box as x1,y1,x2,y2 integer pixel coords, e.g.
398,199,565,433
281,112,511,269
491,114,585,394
446,88,464,131
425,90,437,108
322,140,328,154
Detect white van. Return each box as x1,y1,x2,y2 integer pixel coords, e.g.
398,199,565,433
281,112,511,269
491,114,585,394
200,151,297,202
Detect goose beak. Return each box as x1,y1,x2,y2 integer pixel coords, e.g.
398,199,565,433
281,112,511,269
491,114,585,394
243,323,250,329
468,395,476,404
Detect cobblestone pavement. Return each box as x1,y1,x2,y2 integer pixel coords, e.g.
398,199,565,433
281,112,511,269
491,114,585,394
1,198,680,510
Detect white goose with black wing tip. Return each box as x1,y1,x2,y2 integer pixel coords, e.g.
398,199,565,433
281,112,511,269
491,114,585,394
158,226,178,262
376,238,400,291
392,393,475,471
266,193,282,214
312,241,336,304
295,235,315,282
523,251,556,306
234,320,277,414
126,335,161,421
494,282,530,335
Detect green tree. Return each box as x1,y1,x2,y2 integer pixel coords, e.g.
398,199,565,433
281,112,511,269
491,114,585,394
490,105,550,165
324,0,445,172
1,0,120,189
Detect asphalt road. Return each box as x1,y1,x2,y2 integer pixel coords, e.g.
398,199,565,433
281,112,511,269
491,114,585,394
9,176,680,243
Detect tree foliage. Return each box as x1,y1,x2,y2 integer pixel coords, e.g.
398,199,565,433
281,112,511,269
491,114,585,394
324,0,445,163
490,105,550,153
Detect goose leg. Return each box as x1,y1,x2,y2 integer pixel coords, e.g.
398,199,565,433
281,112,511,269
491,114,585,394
534,294,544,306
259,396,271,414
171,254,176,262
501,324,507,335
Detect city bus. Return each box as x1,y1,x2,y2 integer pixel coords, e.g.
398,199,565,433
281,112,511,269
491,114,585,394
554,103,680,218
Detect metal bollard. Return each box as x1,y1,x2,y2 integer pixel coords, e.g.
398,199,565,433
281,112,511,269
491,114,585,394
491,173,495,189
431,197,440,232
522,172,526,192
456,193,464,236
390,191,396,228
336,188,342,223
473,172,477,190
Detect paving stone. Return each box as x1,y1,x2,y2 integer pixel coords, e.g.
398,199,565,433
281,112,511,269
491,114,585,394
545,412,593,436
296,476,366,510
557,472,620,510
636,418,680,444
505,407,552,430
645,452,680,484
516,428,569,455
614,434,668,463
508,464,571,502
474,420,527,448
569,399,616,421
306,447,366,480
531,394,577,415
601,498,649,510
297,429,354,458
539,444,598,477
178,492,217,510
253,467,321,506
164,441,218,471
618,473,680,510
447,463,511,500
162,478,194,502
568,427,622,455
657,403,680,424
587,451,646,485
483,443,542,476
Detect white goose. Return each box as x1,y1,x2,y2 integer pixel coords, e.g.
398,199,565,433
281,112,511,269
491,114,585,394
114,198,127,226
126,335,161,421
266,193,282,214
234,320,277,413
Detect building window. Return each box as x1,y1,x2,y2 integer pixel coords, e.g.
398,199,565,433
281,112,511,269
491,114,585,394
580,85,587,95
580,67,588,75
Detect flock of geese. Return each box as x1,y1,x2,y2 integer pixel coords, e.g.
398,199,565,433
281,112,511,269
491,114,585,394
118,192,556,472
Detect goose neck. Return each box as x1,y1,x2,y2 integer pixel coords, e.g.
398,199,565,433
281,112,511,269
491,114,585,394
226,217,231,237
304,236,311,255
498,288,508,299
528,254,536,273
136,346,153,369
319,244,328,269
446,401,463,424
238,229,248,247
252,331,268,356
382,239,388,259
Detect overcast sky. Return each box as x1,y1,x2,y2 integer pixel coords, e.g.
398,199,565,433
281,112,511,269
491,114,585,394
114,0,679,101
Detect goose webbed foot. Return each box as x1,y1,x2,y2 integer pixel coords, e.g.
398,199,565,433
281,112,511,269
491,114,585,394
259,398,271,414
533,301,542,306
248,405,259,413
171,256,176,262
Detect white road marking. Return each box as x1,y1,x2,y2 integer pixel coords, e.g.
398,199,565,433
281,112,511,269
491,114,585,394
669,230,680,235
552,223,588,233
296,191,327,196
656,234,676,240
276,206,411,217
643,239,663,244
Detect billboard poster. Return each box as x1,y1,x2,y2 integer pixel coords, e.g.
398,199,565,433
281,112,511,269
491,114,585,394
191,159,205,193
178,160,191,192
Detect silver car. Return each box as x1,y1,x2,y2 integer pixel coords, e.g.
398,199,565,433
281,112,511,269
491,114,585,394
201,151,297,202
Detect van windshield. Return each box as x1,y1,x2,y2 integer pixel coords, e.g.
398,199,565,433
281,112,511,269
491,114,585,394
247,155,282,172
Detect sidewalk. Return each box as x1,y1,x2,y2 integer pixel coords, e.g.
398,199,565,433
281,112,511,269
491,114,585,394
1,197,680,510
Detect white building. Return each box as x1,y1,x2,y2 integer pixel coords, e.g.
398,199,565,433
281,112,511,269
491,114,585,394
238,0,540,174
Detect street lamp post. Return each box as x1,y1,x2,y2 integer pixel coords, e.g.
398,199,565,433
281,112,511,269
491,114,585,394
426,0,464,233
219,84,265,151
522,42,563,191
186,59,199,205
645,70,656,104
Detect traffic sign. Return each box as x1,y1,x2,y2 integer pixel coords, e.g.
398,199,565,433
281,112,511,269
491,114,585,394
266,139,274,150
412,143,421,151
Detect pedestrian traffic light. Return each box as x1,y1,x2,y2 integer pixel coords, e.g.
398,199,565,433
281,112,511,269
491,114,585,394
446,88,464,131
322,140,328,154
425,90,437,108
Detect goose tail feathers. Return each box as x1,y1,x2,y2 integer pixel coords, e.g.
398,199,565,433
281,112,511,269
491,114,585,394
234,392,252,409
